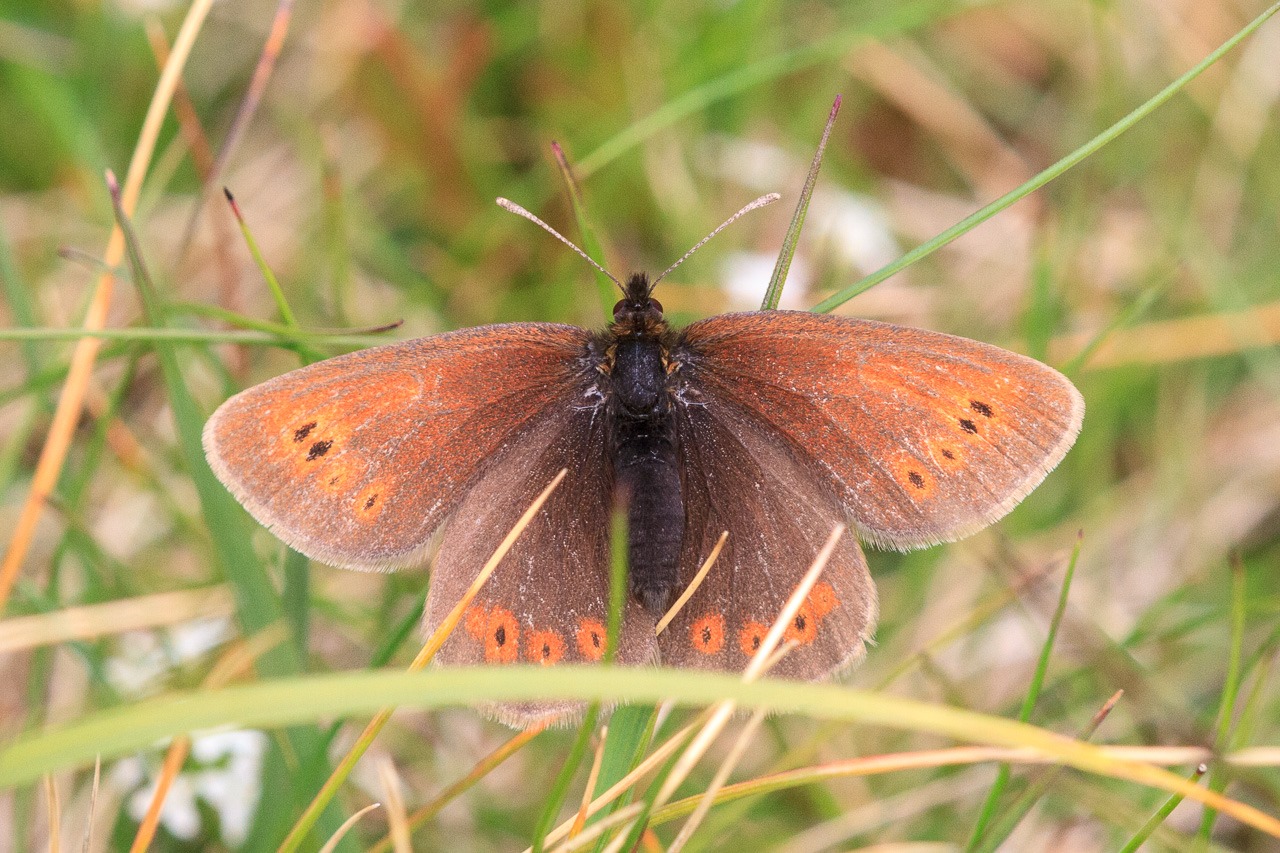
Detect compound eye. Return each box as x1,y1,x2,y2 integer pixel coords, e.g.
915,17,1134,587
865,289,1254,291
648,298,663,313
612,299,628,319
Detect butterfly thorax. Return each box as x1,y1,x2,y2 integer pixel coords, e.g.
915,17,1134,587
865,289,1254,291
604,272,676,414
602,272,685,614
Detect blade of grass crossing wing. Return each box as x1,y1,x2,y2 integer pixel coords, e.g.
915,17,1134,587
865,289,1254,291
10,669,1280,840
532,508,630,851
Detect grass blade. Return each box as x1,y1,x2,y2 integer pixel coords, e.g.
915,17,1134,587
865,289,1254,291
812,1,1280,314
965,533,1082,850
761,95,840,311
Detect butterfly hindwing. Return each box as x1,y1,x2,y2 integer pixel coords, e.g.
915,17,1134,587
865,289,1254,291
659,389,877,680
425,392,658,726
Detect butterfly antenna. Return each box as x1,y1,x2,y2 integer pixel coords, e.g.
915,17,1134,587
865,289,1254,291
650,192,781,290
496,198,625,295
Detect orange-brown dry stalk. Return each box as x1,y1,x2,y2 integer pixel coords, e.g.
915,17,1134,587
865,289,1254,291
0,0,219,613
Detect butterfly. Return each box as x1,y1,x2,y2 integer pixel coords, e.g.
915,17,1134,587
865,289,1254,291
203,195,1083,726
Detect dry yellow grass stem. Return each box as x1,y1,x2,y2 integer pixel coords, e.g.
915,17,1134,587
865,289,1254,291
0,0,218,613
570,725,609,839
367,723,547,853
656,531,728,636
1056,299,1280,369
0,586,234,654
318,804,381,853
376,756,411,853
282,470,566,852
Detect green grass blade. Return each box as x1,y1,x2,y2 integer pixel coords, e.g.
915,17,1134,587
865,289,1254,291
224,187,300,329
531,707,600,853
590,705,658,845
105,172,350,847
612,739,685,851
282,547,310,660
6,667,1280,838
761,95,840,311
1063,281,1163,374
966,533,1082,850
1120,764,1208,853
0,326,393,348
576,0,967,178
1196,555,1248,842
0,225,42,378
553,141,618,318
812,1,1280,314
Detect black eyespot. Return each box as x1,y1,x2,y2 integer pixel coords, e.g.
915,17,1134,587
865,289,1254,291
494,626,506,646
306,439,333,460
959,419,978,434
908,471,925,488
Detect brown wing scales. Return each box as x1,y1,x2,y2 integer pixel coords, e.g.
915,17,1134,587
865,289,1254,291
660,395,877,680
677,311,1084,550
203,323,594,570
426,402,658,726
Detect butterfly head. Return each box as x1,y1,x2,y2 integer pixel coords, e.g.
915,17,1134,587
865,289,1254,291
611,272,667,339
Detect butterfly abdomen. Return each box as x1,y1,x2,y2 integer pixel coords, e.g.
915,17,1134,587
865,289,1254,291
610,335,684,614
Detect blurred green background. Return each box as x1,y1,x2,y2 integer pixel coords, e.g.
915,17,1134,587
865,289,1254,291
2,0,1279,849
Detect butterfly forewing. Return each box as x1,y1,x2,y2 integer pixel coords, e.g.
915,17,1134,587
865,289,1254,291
676,311,1084,551
203,323,595,570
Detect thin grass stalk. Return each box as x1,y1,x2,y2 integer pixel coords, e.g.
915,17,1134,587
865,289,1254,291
0,0,219,613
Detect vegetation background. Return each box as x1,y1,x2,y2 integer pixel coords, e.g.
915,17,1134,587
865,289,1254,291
1,0,1278,850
